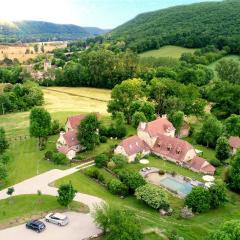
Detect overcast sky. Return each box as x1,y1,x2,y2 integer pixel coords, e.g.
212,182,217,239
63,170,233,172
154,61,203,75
1,0,220,29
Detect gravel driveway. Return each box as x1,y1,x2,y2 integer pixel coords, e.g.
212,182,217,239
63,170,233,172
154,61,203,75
0,212,102,240
0,161,104,239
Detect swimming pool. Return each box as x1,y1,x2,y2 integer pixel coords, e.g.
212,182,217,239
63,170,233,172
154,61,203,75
160,176,192,196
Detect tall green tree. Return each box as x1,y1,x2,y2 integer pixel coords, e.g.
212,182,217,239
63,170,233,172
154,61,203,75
77,113,100,150
57,182,77,207
94,204,143,240
108,78,146,124
196,115,223,147
168,111,184,137
226,150,240,193
0,127,9,155
215,136,230,162
216,59,240,84
225,114,240,137
29,107,52,149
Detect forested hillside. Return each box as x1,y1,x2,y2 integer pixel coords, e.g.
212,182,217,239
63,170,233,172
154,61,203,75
0,21,108,43
109,0,240,53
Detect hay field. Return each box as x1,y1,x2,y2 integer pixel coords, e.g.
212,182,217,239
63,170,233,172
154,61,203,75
139,45,196,59
0,87,111,137
0,41,67,62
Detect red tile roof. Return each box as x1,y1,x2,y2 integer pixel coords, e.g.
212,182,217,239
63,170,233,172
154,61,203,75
67,115,86,130
138,117,175,137
190,156,215,174
119,135,150,156
63,130,79,147
152,134,194,162
229,136,240,149
58,146,72,154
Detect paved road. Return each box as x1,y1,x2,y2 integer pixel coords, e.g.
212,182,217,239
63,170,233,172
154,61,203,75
0,161,104,210
0,212,102,240
0,161,104,240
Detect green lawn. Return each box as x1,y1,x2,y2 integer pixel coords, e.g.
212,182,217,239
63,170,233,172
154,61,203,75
139,45,196,59
0,135,71,190
0,194,88,228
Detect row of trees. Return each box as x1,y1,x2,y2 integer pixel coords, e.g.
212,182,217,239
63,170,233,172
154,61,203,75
108,78,206,125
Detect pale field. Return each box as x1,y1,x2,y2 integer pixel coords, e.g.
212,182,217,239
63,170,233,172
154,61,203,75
139,45,196,59
0,87,111,137
0,41,67,62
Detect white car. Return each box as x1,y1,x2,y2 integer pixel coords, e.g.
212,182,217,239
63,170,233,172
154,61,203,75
45,213,69,226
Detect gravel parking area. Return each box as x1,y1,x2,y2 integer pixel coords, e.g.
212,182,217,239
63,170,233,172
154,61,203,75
0,212,102,240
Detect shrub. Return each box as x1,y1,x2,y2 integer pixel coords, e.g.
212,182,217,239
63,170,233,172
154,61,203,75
45,150,53,161
210,158,222,167
107,179,129,196
95,154,109,168
0,153,10,165
52,152,69,165
209,182,228,209
135,184,169,210
85,168,100,179
180,206,194,219
112,154,128,168
107,161,116,170
51,119,61,135
215,136,230,162
171,170,177,177
99,135,107,143
185,186,211,213
118,170,146,192
159,170,165,175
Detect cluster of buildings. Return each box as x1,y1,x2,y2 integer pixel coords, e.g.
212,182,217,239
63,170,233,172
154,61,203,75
56,114,240,176
115,116,216,175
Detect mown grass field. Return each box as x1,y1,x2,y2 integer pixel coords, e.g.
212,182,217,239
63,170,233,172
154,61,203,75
0,194,88,228
0,87,111,137
139,45,196,59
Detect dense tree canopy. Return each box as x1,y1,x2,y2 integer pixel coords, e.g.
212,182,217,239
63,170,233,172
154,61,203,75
109,0,240,54
108,78,146,123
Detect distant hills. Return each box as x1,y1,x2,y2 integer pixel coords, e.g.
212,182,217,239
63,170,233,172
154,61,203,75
0,20,109,43
109,0,240,53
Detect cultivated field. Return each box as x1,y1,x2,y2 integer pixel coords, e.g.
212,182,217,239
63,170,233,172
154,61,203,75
0,87,111,137
139,45,196,59
0,41,67,62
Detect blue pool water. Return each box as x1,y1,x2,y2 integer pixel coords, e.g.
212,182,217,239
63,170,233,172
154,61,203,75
160,176,192,196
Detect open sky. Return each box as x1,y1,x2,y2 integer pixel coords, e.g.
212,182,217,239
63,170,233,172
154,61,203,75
1,0,220,29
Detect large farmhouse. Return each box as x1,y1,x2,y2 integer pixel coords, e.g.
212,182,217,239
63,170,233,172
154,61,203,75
115,117,215,175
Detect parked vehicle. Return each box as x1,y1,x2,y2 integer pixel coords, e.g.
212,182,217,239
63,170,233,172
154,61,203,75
45,213,69,226
26,220,46,233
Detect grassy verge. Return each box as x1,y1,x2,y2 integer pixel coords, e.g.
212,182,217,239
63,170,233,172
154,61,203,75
0,194,88,229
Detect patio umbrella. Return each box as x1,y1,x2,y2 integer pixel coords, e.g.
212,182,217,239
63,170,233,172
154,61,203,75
202,175,215,182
